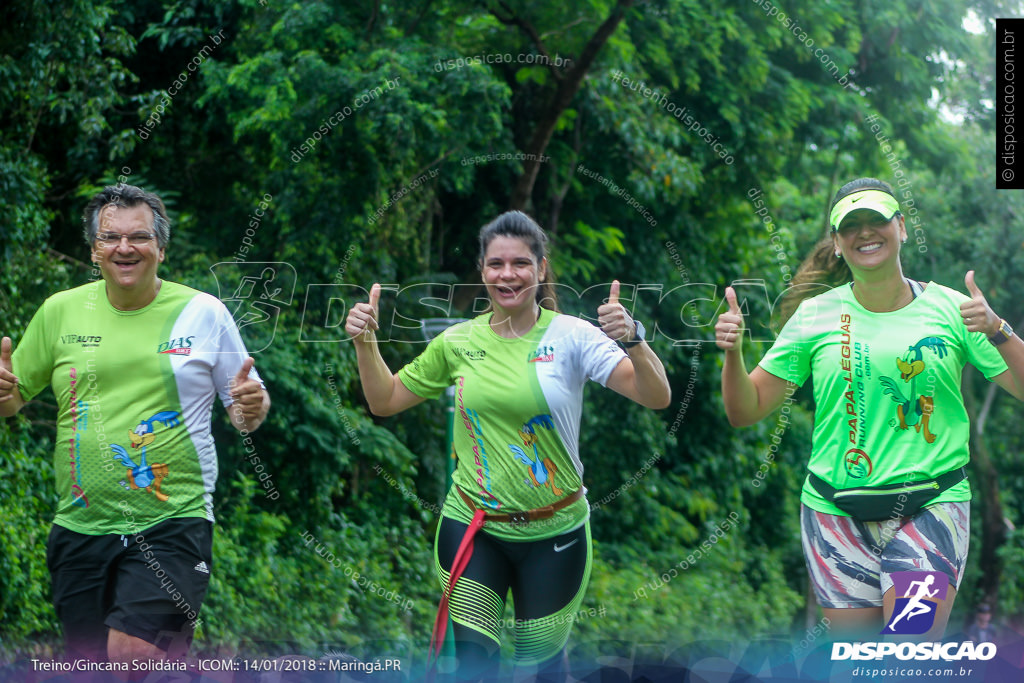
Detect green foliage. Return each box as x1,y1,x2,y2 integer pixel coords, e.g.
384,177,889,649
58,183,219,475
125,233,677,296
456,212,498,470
555,222,626,281
196,475,435,655
582,539,803,647
0,417,61,659
2,0,1020,667
995,527,1024,616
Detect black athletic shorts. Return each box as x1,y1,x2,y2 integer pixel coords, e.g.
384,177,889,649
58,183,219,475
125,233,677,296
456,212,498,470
46,516,213,660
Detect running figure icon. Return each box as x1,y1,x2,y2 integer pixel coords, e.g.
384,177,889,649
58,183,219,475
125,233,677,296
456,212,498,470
886,574,939,632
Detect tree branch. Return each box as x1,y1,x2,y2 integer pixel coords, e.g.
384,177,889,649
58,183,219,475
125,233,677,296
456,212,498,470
488,1,563,81
547,111,584,237
963,367,1009,605
977,378,997,433
508,0,635,210
366,0,380,34
47,248,93,271
404,0,434,37
978,315,1024,431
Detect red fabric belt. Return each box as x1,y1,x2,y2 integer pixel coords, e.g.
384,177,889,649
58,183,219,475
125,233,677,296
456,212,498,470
427,487,585,672
428,508,485,671
455,486,584,526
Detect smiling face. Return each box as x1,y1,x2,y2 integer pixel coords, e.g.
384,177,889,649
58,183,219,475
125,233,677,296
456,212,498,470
481,235,547,316
832,208,907,271
91,203,165,304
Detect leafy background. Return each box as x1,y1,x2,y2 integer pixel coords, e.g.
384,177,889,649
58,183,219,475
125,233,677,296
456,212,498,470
2,0,1023,678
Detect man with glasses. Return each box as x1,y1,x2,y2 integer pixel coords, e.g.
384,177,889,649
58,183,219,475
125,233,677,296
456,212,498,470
0,184,270,670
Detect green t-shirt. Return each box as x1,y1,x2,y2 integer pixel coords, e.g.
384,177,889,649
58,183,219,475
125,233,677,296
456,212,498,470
13,280,262,535
398,309,626,540
758,282,1007,515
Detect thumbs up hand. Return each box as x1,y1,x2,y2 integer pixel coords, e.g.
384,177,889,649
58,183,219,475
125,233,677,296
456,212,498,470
232,357,255,389
0,337,19,405
960,271,1000,336
715,287,745,351
229,356,265,424
346,283,381,343
597,280,636,344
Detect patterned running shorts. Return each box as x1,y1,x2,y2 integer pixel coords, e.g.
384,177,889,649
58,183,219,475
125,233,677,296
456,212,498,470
800,502,969,609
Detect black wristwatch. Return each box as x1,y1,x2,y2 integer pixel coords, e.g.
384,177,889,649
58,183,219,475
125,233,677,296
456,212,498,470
622,319,646,349
989,319,1014,346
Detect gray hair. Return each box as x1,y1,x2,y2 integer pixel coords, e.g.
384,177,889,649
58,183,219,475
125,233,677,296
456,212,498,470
83,184,171,248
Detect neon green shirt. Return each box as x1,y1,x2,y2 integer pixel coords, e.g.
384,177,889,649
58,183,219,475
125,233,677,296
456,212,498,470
398,309,626,540
758,282,1007,515
13,280,261,535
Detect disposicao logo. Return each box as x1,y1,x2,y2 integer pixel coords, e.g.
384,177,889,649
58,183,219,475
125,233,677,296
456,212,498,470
883,571,948,635
830,571,997,664
831,641,996,662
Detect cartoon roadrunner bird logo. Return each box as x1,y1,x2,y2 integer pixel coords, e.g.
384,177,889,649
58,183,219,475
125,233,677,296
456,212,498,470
509,415,563,496
110,410,181,502
879,337,947,443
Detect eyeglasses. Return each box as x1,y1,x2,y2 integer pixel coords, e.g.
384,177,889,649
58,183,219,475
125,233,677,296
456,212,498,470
95,232,157,247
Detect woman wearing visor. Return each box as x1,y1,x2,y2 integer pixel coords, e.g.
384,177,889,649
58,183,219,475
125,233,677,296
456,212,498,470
715,177,1024,638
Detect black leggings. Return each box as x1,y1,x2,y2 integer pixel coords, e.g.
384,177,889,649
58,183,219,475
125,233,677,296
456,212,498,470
434,516,592,679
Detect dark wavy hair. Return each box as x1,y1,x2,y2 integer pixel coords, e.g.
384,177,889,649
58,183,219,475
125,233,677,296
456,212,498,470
478,210,559,312
777,177,900,327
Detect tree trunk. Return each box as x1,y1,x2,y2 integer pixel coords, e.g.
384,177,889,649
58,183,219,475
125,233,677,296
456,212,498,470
498,0,635,211
962,369,1007,605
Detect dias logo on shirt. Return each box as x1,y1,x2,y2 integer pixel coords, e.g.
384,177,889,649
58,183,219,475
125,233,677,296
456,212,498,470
529,345,555,363
883,571,949,635
157,336,196,356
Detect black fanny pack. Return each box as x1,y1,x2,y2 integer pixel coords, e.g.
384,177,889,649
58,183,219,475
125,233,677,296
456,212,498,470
807,467,967,522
